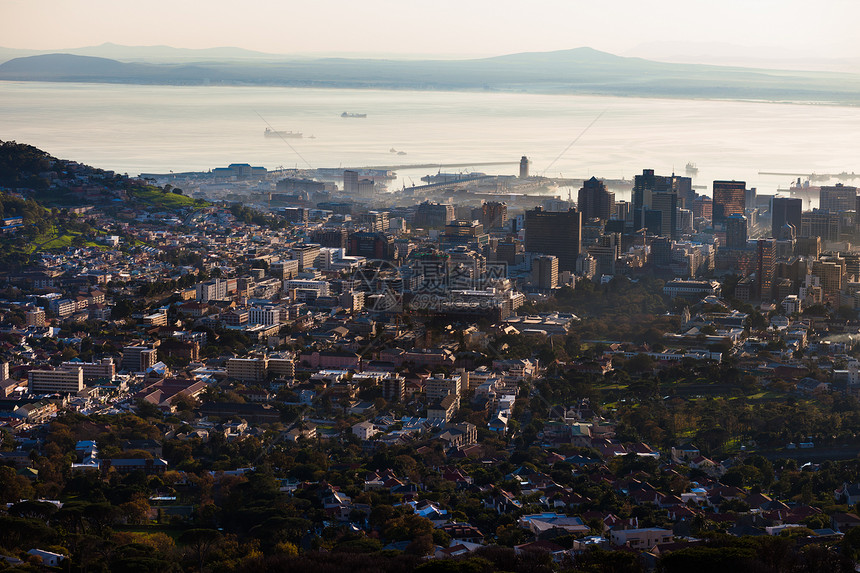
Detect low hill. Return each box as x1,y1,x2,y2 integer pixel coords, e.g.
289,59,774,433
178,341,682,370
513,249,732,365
0,140,209,269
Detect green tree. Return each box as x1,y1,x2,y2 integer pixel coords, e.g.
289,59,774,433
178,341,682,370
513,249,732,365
179,528,222,573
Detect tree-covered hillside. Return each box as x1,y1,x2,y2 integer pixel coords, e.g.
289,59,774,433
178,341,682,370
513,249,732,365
0,140,53,190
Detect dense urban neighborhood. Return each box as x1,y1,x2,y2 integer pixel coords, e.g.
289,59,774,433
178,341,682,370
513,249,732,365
0,140,859,572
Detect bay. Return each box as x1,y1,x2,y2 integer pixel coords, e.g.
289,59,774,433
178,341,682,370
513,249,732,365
2,81,860,202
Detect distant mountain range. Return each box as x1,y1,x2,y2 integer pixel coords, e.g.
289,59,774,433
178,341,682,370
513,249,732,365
3,46,860,103
627,41,860,74
0,42,286,64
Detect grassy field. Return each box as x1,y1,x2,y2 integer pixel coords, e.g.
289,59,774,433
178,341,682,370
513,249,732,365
22,225,109,255
114,524,187,540
128,186,208,210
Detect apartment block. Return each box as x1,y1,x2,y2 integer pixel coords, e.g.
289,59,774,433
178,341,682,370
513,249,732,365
29,367,84,394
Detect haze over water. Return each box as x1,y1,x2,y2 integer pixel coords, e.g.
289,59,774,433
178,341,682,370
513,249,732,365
3,80,860,201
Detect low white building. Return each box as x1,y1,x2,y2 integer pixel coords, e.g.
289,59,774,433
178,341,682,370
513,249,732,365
610,528,673,549
352,421,378,440
27,549,66,567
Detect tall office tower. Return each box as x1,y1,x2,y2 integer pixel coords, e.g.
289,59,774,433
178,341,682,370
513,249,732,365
577,177,616,221
519,156,530,179
726,213,749,249
756,239,776,300
524,207,582,272
357,179,375,197
820,183,857,212
343,170,359,194
480,201,508,230
801,210,840,243
632,169,673,231
650,236,672,266
531,255,559,290
677,208,694,235
672,175,694,208
650,192,679,239
745,187,757,211
614,200,631,223
771,197,802,239
712,180,747,225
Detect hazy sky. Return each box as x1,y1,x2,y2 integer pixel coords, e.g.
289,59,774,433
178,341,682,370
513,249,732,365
3,0,859,60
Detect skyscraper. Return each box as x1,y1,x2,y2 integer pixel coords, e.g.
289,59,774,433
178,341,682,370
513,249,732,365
614,201,631,223
650,192,679,239
756,239,775,301
771,197,802,239
801,210,840,243
524,207,581,272
531,255,559,290
343,170,359,195
712,180,747,225
745,187,757,211
577,177,615,221
725,213,748,249
672,175,694,208
632,169,673,231
820,183,857,212
649,236,672,267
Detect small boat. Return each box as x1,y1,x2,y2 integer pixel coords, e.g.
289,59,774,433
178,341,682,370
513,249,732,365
341,112,367,118
397,151,407,155
265,128,302,138
390,148,397,153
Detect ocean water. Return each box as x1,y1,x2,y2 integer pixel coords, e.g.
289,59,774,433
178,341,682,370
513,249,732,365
3,81,860,201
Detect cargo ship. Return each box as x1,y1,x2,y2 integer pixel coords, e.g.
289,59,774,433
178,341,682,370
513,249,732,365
264,128,302,138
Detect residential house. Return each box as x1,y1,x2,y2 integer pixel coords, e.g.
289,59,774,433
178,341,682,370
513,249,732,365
836,483,860,506
832,512,860,532
610,528,673,549
437,422,477,448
